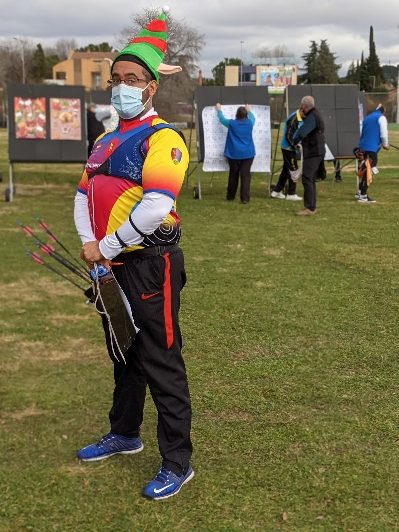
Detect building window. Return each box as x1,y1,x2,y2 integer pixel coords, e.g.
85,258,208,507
56,72,66,80
91,73,101,90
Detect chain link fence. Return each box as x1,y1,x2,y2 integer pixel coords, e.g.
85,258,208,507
362,91,398,123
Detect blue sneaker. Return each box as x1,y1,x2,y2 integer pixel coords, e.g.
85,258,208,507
142,465,194,500
77,432,143,462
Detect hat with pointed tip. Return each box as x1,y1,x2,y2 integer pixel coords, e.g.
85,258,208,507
112,6,182,83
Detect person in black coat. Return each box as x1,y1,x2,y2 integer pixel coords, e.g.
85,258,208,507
86,103,106,157
292,95,326,216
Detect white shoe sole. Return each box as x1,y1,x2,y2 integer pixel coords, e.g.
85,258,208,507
153,470,195,501
78,443,144,462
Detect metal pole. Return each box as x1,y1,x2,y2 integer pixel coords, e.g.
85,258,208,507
240,41,244,85
9,162,14,202
396,64,399,124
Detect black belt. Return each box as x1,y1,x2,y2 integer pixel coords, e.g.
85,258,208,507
118,244,180,261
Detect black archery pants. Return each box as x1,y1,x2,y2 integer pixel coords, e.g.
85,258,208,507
108,245,192,476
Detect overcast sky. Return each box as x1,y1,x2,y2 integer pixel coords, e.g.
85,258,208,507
1,0,399,77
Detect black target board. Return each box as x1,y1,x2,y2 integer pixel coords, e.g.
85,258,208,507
8,83,87,163
286,84,361,158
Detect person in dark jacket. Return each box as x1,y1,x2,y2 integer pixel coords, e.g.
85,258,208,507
292,95,325,216
86,103,106,157
216,103,255,204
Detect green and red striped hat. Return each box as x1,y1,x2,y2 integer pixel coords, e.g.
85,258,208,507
113,6,181,83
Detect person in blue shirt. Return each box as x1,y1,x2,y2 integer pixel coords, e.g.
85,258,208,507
216,103,255,204
271,108,303,201
356,104,389,203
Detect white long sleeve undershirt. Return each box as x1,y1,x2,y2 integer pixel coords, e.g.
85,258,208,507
74,191,96,243
99,192,174,259
378,115,389,147
74,189,174,259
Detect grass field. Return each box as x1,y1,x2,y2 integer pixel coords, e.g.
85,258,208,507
1,126,399,531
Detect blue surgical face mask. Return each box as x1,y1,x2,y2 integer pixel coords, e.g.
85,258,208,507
111,82,150,119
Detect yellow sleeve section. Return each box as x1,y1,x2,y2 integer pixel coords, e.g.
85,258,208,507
142,120,189,198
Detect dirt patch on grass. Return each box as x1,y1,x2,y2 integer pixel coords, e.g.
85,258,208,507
254,280,273,289
13,183,72,197
203,409,255,422
3,337,102,363
262,246,286,257
0,277,82,304
5,404,46,421
46,337,99,361
0,281,44,303
61,463,94,475
1,333,21,344
49,313,91,326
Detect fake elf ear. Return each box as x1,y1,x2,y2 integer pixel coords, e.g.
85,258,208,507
157,63,182,75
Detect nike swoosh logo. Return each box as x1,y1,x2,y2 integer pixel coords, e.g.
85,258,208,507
140,292,160,301
153,483,174,494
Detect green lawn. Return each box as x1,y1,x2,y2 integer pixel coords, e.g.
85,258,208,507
1,127,399,531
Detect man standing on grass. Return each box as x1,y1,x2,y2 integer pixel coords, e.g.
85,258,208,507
356,104,389,203
73,7,194,500
292,95,325,216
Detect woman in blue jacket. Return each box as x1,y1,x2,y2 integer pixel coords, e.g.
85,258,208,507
216,103,255,204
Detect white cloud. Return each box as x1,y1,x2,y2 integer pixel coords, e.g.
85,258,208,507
1,0,398,77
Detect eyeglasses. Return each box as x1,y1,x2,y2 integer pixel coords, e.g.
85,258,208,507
107,76,147,88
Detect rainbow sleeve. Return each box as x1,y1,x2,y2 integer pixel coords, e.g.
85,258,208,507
77,169,89,195
142,128,189,199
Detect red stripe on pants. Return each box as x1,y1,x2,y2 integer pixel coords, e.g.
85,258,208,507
162,253,174,348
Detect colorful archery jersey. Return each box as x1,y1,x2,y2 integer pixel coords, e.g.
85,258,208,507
75,113,188,255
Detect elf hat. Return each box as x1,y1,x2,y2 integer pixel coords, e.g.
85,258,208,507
112,6,182,83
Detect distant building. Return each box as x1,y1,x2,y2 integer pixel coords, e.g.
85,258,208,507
52,51,117,90
225,63,298,93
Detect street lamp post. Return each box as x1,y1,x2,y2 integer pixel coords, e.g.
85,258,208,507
13,37,25,84
396,64,399,124
240,40,244,85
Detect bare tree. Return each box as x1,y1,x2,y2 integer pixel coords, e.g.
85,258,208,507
253,44,294,62
53,38,78,60
117,8,204,121
0,38,35,85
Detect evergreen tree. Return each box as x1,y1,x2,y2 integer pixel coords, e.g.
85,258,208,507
358,51,371,91
313,40,340,83
346,61,357,83
29,44,52,82
211,58,241,86
301,40,340,84
78,42,114,52
301,41,318,83
365,26,384,90
349,27,385,91
355,60,360,84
